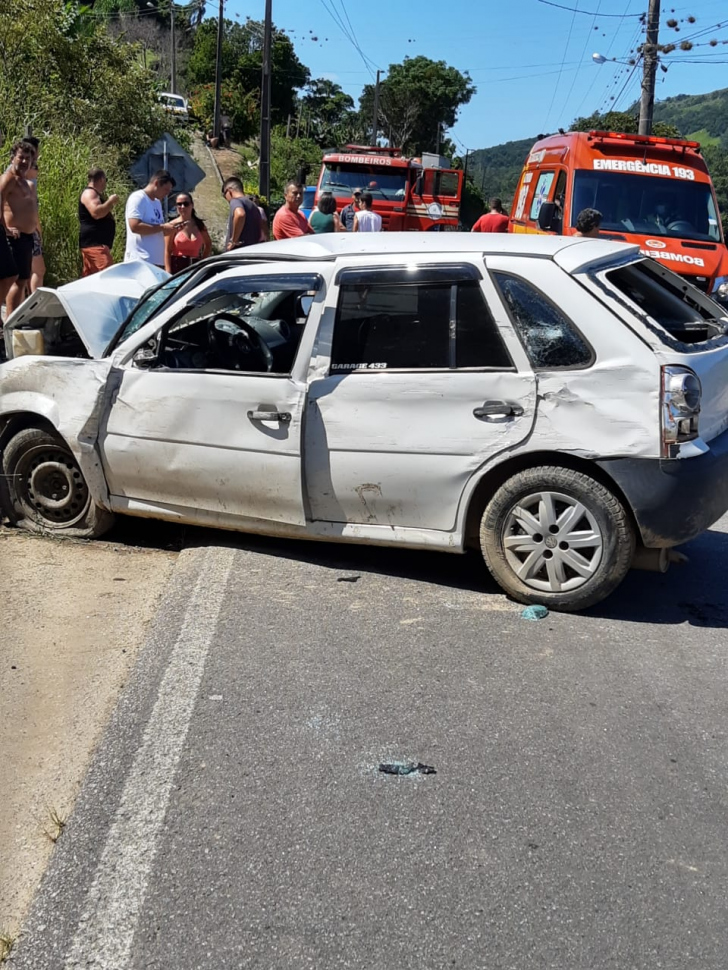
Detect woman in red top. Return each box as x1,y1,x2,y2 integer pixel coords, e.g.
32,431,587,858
165,193,212,273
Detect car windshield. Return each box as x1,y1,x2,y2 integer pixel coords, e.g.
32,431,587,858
320,164,408,201
572,170,722,243
108,267,199,352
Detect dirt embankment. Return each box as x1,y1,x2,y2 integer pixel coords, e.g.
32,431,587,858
0,526,177,947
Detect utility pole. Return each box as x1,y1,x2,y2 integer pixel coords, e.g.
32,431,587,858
638,0,660,135
435,121,441,155
212,0,224,141
259,0,273,199
463,149,470,184
170,1,176,94
371,70,381,146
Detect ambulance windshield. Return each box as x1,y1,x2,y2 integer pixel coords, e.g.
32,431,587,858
320,164,408,200
572,170,722,243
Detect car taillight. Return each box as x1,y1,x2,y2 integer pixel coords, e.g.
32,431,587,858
661,365,701,456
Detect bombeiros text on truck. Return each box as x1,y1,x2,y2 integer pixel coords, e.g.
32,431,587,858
510,129,728,304
314,144,463,231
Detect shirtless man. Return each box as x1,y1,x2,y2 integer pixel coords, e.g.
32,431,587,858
0,142,37,315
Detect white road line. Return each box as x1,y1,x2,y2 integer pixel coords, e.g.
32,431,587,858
63,547,235,970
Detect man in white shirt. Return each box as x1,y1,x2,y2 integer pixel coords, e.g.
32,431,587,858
124,169,179,267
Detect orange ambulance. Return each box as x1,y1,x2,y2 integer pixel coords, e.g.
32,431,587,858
510,129,728,303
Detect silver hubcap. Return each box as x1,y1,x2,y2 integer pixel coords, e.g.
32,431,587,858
503,490,603,593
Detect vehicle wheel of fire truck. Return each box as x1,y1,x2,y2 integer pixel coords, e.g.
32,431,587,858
480,466,635,612
1,427,115,538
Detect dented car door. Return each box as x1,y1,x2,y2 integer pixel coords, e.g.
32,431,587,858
304,261,537,531
99,268,328,526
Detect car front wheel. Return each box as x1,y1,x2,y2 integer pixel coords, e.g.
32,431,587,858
1,427,115,538
480,466,635,612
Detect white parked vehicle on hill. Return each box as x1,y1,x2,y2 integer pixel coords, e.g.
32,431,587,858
2,234,728,611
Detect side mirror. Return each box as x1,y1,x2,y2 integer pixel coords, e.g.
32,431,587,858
133,346,158,368
414,175,424,196
537,201,557,232
298,294,314,317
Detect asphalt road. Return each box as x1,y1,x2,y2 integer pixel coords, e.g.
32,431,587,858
10,515,728,970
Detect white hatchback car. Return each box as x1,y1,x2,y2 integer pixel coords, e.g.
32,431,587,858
2,234,728,612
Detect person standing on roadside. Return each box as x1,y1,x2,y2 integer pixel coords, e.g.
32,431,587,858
124,169,178,268
23,137,45,294
340,187,362,231
165,192,212,272
309,192,343,233
471,197,509,233
353,192,382,232
221,177,262,250
79,168,119,276
253,194,269,242
272,181,314,240
0,142,37,316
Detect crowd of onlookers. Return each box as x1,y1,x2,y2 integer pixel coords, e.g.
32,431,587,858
1,141,388,322
2,137,602,321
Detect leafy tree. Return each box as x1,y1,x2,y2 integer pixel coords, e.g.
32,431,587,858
185,19,250,86
185,18,308,130
234,126,322,198
301,79,354,147
188,80,258,140
0,0,169,283
569,110,680,139
359,57,475,154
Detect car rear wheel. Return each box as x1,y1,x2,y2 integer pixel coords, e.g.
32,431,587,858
480,466,635,612
1,427,115,538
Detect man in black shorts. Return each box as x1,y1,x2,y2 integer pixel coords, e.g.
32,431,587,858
0,142,37,316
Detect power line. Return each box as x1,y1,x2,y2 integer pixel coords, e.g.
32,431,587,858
536,0,642,16
572,0,632,117
317,0,378,79
543,0,579,129
557,0,601,122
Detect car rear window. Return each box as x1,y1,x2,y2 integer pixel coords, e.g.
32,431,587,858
606,259,727,346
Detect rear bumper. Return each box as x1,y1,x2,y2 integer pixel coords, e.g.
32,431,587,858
598,426,728,547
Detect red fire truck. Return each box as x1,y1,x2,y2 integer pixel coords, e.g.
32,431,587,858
314,145,463,230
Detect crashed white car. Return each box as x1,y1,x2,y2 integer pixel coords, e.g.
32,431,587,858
3,234,728,612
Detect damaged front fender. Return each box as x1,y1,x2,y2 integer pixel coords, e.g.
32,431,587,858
0,356,114,508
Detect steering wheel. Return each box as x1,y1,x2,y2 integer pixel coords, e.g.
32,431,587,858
207,313,273,372
667,220,695,234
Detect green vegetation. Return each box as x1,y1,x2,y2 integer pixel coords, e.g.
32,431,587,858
359,56,475,155
650,88,728,149
0,0,173,283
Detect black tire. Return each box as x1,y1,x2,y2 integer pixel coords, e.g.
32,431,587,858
480,465,635,612
1,427,115,539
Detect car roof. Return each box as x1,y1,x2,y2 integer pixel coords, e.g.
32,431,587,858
213,232,640,275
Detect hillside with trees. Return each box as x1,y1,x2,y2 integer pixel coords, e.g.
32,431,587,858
467,88,728,226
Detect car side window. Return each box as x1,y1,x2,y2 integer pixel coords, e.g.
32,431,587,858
529,171,555,220
492,273,592,369
145,275,320,374
330,280,513,372
456,283,513,368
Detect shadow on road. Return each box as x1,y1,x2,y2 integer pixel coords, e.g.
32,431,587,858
98,517,728,628
586,528,728,628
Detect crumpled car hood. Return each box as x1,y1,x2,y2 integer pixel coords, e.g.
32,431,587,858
4,261,168,359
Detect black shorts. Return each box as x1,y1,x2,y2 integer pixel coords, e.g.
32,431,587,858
0,232,17,281
8,232,33,282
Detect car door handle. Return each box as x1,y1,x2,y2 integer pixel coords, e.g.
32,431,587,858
473,401,525,419
247,410,291,423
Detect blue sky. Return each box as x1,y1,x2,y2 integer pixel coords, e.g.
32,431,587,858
222,0,728,150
